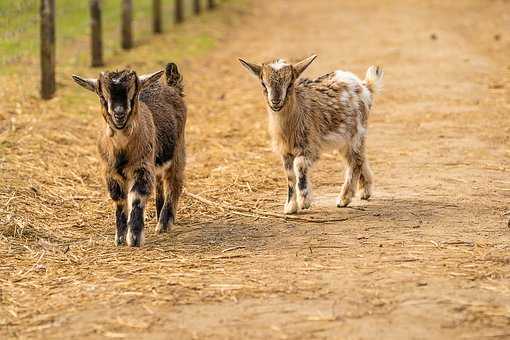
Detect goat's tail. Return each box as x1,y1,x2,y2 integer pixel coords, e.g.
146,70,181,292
364,65,383,95
165,63,184,96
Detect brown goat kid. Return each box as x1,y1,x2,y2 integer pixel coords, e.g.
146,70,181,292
72,63,186,247
239,56,383,214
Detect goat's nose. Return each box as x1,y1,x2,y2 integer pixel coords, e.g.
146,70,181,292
113,106,125,116
271,98,280,105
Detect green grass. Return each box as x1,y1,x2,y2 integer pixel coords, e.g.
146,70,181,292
0,0,201,73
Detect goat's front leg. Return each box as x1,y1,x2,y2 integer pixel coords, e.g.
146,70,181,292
127,168,154,247
282,154,297,214
293,155,312,210
107,177,128,246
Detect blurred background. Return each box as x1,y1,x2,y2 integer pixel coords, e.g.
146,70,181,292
0,0,214,76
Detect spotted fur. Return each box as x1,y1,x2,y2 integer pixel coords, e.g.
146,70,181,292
239,56,383,213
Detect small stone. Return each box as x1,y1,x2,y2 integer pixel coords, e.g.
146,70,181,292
489,83,504,89
430,33,437,40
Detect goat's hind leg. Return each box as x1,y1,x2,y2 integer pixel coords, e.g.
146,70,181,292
155,175,164,220
359,160,373,200
156,157,184,233
337,148,363,208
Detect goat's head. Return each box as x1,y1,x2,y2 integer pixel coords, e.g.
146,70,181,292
239,55,317,112
72,69,163,130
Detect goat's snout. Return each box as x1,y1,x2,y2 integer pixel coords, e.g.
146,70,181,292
113,105,126,118
111,105,129,129
269,97,284,111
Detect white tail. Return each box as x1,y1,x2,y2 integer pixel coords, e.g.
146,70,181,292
364,65,383,94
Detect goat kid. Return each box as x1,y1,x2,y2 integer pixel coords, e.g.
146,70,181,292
239,56,383,214
72,64,186,246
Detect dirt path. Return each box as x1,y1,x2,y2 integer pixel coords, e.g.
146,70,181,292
1,0,509,339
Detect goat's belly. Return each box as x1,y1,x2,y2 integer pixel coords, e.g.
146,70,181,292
321,131,349,151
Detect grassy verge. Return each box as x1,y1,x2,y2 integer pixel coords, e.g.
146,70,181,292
0,0,247,127
0,0,208,74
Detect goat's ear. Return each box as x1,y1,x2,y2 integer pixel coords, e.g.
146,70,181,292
293,55,317,77
72,75,98,92
139,70,164,88
239,58,262,78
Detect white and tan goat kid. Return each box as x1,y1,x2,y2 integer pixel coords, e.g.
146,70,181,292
239,55,383,214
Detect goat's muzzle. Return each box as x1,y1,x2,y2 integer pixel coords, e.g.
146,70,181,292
269,97,285,112
270,102,284,112
111,107,128,129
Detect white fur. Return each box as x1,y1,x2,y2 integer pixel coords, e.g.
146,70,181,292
340,91,350,106
270,59,288,71
335,69,374,109
333,70,361,88
284,199,298,214
364,66,384,94
360,87,372,107
127,191,143,210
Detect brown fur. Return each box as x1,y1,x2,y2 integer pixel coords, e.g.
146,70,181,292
72,64,186,246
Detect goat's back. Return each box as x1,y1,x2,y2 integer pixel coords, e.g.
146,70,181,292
139,82,186,167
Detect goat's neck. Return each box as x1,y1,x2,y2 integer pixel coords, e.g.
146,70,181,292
268,91,303,153
269,92,300,134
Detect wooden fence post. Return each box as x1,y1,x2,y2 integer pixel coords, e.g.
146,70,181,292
40,0,56,100
193,0,201,15
174,0,184,23
121,0,133,49
153,0,162,34
90,0,103,67
207,0,216,10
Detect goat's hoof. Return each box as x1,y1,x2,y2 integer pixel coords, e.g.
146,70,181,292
297,195,312,210
336,196,351,208
155,222,171,234
114,234,126,246
361,193,371,201
359,186,372,200
126,229,144,247
284,200,298,214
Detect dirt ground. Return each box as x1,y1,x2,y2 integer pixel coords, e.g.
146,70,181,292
1,0,510,339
